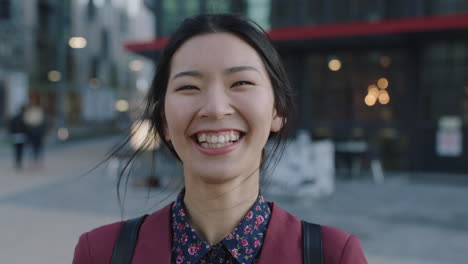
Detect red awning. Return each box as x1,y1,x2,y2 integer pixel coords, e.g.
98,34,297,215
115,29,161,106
124,12,468,53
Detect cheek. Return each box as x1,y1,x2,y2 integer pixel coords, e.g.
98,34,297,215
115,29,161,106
164,95,197,142
164,97,184,139
236,93,275,133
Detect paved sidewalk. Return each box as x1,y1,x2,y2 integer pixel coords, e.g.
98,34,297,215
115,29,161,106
0,137,467,263
267,179,468,264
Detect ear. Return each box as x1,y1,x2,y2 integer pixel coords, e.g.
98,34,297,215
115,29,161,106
270,109,284,132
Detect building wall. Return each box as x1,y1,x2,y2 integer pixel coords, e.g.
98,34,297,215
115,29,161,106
70,0,155,122
0,0,35,122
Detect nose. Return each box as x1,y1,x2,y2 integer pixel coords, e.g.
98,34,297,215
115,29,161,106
198,86,234,120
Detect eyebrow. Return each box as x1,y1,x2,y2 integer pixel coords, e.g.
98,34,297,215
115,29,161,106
224,66,260,75
171,65,260,80
171,71,203,80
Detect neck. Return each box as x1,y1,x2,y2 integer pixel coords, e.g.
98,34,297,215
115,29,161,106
183,172,260,245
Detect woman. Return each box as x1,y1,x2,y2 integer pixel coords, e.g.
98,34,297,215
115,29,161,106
73,14,367,264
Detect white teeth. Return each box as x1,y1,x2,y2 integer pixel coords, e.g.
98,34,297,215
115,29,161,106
210,136,218,144
198,134,206,142
195,131,241,147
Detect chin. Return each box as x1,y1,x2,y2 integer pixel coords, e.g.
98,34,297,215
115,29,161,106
189,165,259,185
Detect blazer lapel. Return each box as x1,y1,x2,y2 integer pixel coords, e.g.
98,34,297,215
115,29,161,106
258,203,302,264
133,203,173,263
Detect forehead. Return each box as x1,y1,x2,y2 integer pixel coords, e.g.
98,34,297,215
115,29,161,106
170,33,266,74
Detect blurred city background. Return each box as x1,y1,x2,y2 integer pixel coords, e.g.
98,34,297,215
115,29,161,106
0,0,467,263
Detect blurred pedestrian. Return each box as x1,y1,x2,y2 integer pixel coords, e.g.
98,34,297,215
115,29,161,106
23,105,47,166
73,14,367,264
8,106,28,170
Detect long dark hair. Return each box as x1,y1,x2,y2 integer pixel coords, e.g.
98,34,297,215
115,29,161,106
113,14,295,206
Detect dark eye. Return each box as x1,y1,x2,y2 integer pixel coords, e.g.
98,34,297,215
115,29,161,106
176,85,199,91
232,81,254,87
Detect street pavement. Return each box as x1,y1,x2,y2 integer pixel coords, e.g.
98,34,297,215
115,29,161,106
0,137,467,263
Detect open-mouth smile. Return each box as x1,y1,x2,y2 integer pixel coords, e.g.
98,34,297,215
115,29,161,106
191,130,245,154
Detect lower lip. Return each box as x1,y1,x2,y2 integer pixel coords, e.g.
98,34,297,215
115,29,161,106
194,137,243,155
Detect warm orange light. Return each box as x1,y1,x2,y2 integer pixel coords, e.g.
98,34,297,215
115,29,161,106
368,87,379,97
380,56,391,68
368,84,378,90
378,90,390,104
328,59,342,71
377,78,389,89
365,94,377,106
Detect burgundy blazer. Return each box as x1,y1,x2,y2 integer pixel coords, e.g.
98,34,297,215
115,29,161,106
73,203,367,263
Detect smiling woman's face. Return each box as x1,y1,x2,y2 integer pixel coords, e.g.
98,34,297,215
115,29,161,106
164,32,283,184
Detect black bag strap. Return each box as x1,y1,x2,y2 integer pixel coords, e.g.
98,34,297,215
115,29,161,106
110,215,147,264
302,220,323,264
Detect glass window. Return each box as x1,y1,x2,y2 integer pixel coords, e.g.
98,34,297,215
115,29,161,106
90,56,100,79
423,42,449,62
453,41,467,61
428,0,468,15
101,30,110,59
384,0,411,18
303,0,323,24
247,0,271,29
329,0,352,22
355,0,382,21
119,10,128,33
87,0,96,20
421,40,468,121
161,0,200,35
0,0,11,20
205,0,230,13
270,0,297,27
462,87,468,124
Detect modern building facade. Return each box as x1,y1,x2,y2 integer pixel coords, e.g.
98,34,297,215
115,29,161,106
0,0,35,122
126,0,468,174
1,0,155,137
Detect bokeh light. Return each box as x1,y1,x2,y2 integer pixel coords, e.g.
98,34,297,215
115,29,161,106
48,70,61,82
129,59,144,71
115,99,130,112
380,56,391,68
68,37,87,49
368,86,380,97
57,127,69,141
365,94,377,106
328,59,342,71
378,90,390,104
377,78,389,89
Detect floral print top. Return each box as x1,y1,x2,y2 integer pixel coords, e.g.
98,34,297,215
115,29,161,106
171,191,271,264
